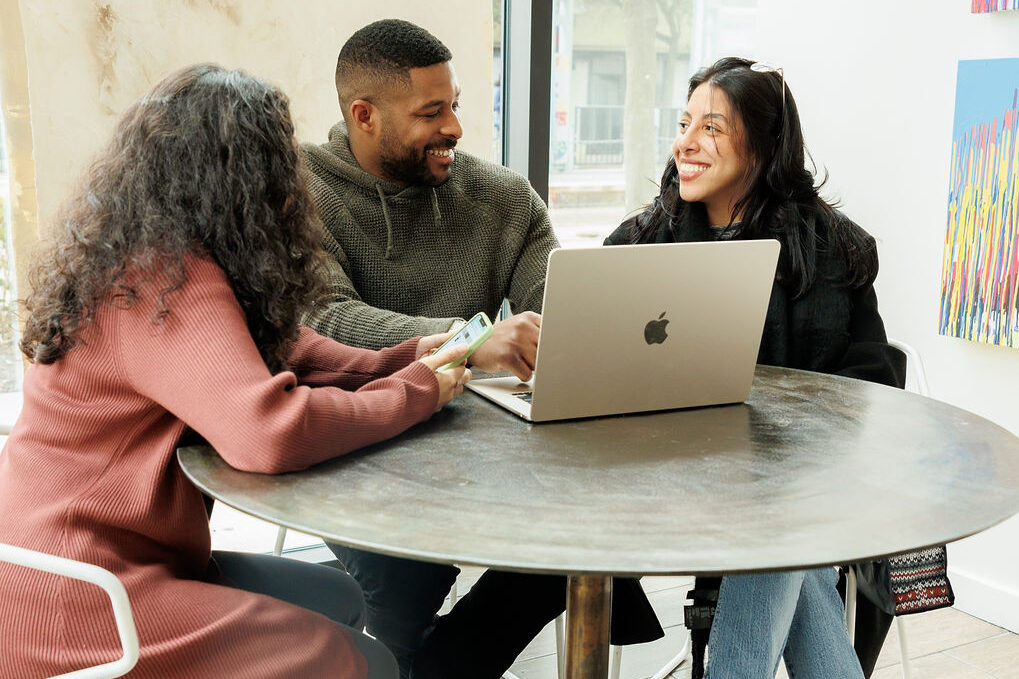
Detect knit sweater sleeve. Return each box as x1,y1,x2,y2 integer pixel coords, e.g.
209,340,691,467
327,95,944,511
114,256,440,474
505,184,560,314
302,174,460,349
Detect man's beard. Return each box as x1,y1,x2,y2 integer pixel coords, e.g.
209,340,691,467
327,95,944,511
378,128,454,187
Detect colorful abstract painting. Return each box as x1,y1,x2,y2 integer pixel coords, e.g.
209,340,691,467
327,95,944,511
939,59,1019,348
972,0,1019,12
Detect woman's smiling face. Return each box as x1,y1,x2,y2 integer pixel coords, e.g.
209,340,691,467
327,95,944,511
673,82,751,226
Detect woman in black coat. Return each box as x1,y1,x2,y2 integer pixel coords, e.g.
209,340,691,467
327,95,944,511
606,57,905,679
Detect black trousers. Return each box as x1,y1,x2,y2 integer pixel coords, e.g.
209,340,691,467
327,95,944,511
328,543,664,679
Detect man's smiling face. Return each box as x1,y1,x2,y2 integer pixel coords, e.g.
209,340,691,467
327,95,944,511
375,61,463,187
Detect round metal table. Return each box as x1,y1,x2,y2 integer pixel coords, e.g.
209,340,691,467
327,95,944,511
178,366,1019,679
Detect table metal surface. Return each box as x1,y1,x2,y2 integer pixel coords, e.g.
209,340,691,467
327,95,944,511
178,365,1019,577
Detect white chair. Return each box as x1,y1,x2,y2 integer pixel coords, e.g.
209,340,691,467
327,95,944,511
845,337,924,679
273,524,288,556
887,339,930,398
0,542,139,679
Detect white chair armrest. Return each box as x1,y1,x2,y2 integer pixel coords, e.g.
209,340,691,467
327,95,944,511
0,543,139,679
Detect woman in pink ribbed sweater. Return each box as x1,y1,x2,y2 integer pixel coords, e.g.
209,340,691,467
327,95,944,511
0,64,470,679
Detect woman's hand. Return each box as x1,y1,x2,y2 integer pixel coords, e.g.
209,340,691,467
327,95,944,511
418,344,472,411
416,332,454,359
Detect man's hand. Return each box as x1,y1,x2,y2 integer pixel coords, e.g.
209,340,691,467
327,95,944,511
418,345,472,412
467,311,541,381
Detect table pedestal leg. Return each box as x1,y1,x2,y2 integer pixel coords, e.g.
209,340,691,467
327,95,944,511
565,575,613,679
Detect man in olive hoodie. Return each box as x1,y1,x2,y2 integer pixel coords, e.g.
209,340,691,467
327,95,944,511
301,19,661,679
303,20,554,382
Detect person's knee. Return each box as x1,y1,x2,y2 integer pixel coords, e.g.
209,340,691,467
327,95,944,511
466,570,566,619
327,544,459,670
720,570,807,606
213,550,367,628
329,544,458,617
317,567,367,629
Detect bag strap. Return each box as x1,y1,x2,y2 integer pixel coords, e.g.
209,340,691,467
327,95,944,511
685,576,722,679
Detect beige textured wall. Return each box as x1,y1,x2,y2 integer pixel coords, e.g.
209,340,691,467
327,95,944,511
8,0,494,242
1,0,39,330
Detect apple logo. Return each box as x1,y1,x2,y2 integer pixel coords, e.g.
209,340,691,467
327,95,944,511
644,312,669,345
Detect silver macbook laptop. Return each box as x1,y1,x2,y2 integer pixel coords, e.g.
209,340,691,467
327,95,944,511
466,240,780,422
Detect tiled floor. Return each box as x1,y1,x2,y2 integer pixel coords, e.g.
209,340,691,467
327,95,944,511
210,507,1019,679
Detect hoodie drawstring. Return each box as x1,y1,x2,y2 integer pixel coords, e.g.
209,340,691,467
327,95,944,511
375,184,443,259
376,184,395,259
430,188,442,226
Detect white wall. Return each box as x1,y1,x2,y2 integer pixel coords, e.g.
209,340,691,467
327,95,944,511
756,1,1019,631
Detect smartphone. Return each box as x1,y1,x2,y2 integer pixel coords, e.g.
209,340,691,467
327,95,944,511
435,311,494,371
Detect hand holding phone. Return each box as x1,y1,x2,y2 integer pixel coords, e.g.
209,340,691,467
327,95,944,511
418,345,471,411
433,311,494,371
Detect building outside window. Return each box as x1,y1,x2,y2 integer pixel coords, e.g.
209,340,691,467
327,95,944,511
493,0,505,163
0,93,22,394
543,0,757,247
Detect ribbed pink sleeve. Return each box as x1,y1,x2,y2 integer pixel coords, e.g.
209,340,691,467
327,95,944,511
288,326,423,389
113,256,440,474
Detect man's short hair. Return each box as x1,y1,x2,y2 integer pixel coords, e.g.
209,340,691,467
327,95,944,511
335,20,452,115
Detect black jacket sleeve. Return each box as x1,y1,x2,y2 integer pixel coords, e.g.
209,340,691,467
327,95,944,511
833,283,906,388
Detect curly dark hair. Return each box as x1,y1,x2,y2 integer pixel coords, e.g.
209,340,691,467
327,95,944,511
20,63,329,373
334,19,451,113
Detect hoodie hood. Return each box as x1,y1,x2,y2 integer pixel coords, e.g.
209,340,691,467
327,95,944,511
303,122,444,258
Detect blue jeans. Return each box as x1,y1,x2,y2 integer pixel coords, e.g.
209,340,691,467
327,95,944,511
705,568,864,679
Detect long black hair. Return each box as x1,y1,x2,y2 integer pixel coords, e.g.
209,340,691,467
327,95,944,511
20,64,329,373
633,56,876,296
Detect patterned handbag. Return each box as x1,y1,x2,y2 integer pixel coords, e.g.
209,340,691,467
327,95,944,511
887,545,954,614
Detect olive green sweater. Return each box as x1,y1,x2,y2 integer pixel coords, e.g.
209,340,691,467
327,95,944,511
301,122,559,349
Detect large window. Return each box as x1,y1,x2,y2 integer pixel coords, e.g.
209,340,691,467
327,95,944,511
493,0,506,162
547,0,693,248
0,92,21,393
540,0,758,248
